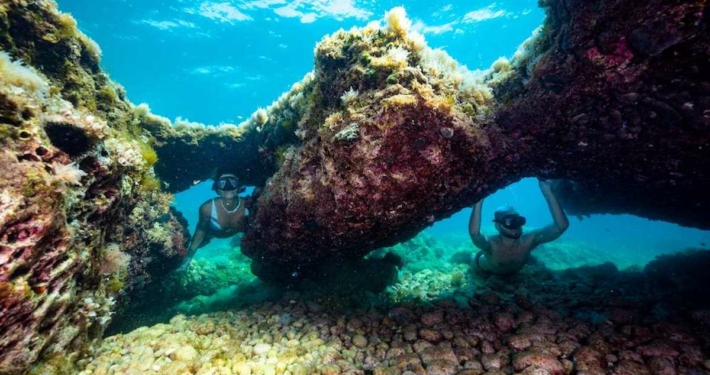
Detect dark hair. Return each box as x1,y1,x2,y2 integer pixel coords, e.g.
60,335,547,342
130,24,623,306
213,166,238,180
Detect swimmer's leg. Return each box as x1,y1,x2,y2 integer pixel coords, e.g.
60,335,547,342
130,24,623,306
473,251,491,274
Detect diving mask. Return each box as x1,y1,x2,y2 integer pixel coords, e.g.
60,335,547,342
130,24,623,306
494,214,526,230
217,176,240,191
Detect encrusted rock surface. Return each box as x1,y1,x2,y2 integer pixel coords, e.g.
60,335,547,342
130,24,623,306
241,0,710,272
505,0,710,229
0,1,188,374
241,9,509,276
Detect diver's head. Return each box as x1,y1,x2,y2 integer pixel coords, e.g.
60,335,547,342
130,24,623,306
493,205,526,239
212,167,244,198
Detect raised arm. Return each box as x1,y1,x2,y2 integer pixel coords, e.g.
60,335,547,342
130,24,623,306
532,179,569,246
469,200,492,252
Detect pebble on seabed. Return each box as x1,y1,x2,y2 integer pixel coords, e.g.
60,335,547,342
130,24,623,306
78,291,710,375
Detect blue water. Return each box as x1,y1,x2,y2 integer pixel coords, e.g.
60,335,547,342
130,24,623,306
58,0,542,123
58,0,709,266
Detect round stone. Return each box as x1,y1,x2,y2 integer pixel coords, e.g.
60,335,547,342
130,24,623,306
170,345,198,361
353,335,368,348
254,343,272,355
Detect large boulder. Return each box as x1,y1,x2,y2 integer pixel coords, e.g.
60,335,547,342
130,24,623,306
242,9,511,274
497,0,710,229
241,1,710,273
0,2,188,374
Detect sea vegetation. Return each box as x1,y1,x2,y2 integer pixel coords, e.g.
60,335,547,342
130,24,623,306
239,0,710,276
241,7,501,277
0,2,189,374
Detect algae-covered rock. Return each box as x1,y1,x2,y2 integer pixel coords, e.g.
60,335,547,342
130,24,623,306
242,8,506,274
143,74,315,192
241,1,710,272
497,0,710,229
0,1,188,374
134,1,710,274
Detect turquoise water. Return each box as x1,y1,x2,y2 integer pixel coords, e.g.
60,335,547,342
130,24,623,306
58,0,709,303
58,0,542,123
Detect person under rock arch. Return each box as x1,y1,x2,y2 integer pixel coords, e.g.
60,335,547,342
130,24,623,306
468,179,569,275
178,167,256,271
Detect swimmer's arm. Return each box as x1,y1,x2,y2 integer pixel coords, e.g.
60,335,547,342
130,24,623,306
178,214,209,270
469,200,492,252
532,180,570,246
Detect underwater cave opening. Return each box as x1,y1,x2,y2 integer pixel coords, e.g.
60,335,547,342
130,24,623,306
427,178,710,270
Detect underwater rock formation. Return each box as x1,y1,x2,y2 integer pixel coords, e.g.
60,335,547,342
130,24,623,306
497,0,710,230
143,75,314,192
0,0,708,372
144,116,267,192
241,9,513,276
0,2,188,374
139,0,710,271
241,0,710,273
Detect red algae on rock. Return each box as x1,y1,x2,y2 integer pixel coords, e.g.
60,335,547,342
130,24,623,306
0,2,188,374
238,0,710,276
241,8,504,276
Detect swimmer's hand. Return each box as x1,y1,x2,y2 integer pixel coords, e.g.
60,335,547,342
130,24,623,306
538,178,553,191
176,256,193,272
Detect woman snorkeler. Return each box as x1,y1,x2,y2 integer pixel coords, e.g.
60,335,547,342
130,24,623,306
178,168,254,270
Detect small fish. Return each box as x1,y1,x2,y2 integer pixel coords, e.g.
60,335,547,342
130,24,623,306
192,180,201,185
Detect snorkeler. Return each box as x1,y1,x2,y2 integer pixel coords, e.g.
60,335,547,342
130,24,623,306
468,179,569,275
177,168,253,271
